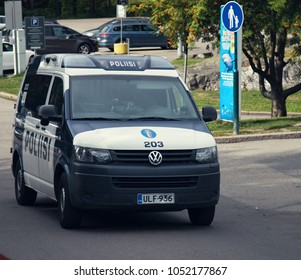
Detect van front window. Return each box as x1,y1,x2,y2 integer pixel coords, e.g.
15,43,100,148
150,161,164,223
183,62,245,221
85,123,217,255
70,75,199,120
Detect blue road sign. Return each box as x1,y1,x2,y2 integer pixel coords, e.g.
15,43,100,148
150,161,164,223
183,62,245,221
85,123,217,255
221,1,244,32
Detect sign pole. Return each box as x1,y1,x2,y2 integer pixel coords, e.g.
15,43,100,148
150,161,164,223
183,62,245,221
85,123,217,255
233,31,239,135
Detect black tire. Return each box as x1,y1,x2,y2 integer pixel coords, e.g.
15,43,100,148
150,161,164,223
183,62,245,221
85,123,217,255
78,43,91,54
188,206,215,226
14,160,37,206
58,173,82,229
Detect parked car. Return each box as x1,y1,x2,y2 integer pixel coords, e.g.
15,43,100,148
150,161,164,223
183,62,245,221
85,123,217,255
83,17,169,51
2,42,34,71
0,16,5,30
36,23,99,54
82,23,107,39
2,20,59,44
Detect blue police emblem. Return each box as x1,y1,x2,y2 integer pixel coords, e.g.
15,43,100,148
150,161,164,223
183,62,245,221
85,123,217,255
141,129,157,138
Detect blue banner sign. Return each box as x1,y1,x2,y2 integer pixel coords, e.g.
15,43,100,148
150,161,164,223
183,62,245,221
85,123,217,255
220,5,236,122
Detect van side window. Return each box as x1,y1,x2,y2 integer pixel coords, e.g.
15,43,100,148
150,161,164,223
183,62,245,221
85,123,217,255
19,74,51,117
48,77,64,116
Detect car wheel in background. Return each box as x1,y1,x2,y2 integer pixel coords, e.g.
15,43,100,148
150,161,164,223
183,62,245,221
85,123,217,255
78,43,91,54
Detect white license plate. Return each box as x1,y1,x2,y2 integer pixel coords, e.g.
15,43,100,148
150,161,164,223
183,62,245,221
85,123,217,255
137,193,175,205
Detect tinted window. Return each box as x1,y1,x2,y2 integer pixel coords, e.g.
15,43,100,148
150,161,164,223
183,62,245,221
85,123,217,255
141,25,154,32
52,26,71,37
2,42,13,52
123,25,140,31
100,25,109,33
19,75,52,117
45,26,53,36
112,26,121,32
48,77,64,116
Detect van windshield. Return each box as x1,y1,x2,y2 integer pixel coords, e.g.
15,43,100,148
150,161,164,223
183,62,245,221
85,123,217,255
70,75,199,120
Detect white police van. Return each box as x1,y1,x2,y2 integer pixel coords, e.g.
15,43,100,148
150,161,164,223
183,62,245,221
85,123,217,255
12,54,220,228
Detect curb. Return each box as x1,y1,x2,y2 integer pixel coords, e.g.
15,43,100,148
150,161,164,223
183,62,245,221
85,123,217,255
0,91,17,101
1,92,300,143
215,131,301,144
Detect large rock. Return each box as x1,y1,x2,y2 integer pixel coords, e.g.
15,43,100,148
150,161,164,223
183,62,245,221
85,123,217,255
177,56,301,91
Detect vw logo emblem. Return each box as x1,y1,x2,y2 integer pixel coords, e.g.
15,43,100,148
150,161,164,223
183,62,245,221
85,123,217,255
148,151,163,166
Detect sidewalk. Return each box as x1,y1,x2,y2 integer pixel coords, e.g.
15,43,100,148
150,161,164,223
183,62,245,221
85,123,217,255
1,91,300,143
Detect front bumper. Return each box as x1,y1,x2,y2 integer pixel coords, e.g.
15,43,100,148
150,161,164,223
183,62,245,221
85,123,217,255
68,162,220,211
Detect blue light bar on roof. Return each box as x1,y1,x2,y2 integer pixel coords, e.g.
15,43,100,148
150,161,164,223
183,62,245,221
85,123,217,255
61,55,97,68
57,54,175,71
93,55,175,71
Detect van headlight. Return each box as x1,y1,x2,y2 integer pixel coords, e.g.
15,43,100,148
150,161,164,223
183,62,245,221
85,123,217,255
74,146,112,164
195,146,218,164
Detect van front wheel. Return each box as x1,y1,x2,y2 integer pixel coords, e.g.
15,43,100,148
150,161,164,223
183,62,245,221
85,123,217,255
58,173,82,229
188,206,215,226
14,160,37,206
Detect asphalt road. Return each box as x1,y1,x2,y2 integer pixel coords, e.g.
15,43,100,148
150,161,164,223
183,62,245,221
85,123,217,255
0,98,300,260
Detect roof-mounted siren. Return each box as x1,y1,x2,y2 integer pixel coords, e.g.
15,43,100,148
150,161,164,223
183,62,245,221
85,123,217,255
43,55,59,67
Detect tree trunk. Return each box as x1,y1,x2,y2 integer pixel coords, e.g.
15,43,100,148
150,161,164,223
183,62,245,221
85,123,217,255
55,0,61,17
271,96,287,117
90,0,95,17
183,42,188,83
72,0,77,16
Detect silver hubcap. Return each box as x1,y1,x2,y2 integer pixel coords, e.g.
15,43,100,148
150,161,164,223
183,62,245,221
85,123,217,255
80,46,89,54
60,188,66,215
16,170,22,197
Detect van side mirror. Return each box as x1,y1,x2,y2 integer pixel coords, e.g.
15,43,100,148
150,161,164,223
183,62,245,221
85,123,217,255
202,106,217,122
38,105,61,126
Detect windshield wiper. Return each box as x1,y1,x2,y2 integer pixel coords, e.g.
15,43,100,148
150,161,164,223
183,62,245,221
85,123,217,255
73,117,122,121
126,116,180,121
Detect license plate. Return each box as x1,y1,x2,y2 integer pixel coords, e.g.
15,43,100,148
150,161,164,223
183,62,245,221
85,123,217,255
137,193,175,205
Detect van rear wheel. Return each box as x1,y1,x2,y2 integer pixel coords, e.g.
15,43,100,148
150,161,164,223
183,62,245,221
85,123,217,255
188,206,215,226
14,160,37,206
58,173,82,229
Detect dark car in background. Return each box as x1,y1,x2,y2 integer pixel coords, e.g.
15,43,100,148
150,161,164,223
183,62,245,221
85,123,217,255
37,23,98,54
83,17,169,51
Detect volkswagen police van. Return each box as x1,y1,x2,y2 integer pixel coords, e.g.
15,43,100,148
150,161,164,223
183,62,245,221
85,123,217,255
11,54,220,228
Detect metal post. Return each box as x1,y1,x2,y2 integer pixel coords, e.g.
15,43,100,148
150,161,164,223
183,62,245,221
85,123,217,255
12,0,20,74
120,16,123,43
233,31,239,135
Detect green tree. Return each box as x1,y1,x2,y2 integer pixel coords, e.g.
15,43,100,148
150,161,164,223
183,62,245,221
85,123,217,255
130,0,215,53
129,0,301,117
129,0,211,82
236,0,301,117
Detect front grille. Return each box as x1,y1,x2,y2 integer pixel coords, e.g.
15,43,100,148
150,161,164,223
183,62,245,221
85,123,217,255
111,150,196,164
112,176,198,188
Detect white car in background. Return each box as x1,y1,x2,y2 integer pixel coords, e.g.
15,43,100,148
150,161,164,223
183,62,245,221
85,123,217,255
2,42,35,71
0,16,5,30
